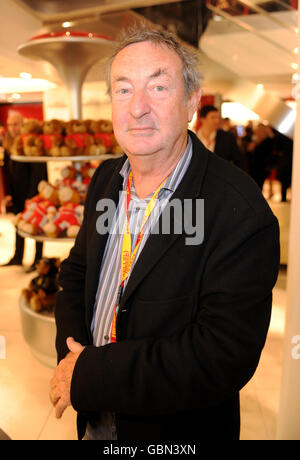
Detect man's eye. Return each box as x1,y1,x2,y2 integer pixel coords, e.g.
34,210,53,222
154,86,165,92
119,88,130,94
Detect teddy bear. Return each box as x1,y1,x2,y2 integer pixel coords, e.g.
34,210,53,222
42,182,82,238
58,184,81,206
111,134,123,155
10,133,24,156
19,119,44,156
80,162,96,183
16,181,59,235
21,257,60,312
86,120,108,156
17,199,57,235
59,165,78,186
98,119,123,155
90,119,123,155
38,180,59,206
62,119,94,156
43,202,84,238
42,119,64,156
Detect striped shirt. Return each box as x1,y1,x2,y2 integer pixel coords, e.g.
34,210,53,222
86,135,192,440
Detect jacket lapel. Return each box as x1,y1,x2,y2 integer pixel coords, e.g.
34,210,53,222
85,157,125,324
120,130,210,308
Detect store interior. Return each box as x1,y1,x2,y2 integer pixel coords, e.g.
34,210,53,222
0,0,298,440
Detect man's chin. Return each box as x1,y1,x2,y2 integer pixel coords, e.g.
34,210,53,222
122,138,161,158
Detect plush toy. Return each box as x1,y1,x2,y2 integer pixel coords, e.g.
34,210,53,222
58,184,81,206
80,162,96,182
87,120,108,156
20,119,44,156
16,181,59,234
10,134,24,156
21,257,60,312
42,184,82,237
59,165,78,186
38,181,59,206
62,119,93,156
90,119,123,155
55,164,95,201
42,119,64,156
43,202,84,238
17,199,57,235
111,134,123,155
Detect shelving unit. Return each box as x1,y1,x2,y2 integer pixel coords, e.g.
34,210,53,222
11,153,121,163
16,30,117,367
16,146,121,367
19,295,56,368
17,228,74,243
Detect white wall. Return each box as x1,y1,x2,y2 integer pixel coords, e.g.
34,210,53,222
43,81,112,121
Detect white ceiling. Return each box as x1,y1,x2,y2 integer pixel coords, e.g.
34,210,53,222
200,10,298,100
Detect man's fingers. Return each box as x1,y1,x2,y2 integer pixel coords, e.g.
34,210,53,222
66,337,84,353
54,396,69,419
49,388,60,406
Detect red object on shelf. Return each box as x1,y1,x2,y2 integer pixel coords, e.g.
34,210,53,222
29,31,113,41
0,103,43,127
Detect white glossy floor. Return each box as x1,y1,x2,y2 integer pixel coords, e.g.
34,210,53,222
0,209,287,440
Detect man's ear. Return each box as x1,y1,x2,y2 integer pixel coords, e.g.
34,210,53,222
188,88,202,122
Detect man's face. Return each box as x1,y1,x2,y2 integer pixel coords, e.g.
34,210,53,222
110,41,198,159
201,111,220,132
7,116,22,138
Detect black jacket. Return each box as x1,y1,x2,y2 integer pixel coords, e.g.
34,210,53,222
55,130,280,440
3,151,47,214
214,129,245,170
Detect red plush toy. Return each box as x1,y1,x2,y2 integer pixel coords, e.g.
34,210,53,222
43,202,84,238
18,200,57,235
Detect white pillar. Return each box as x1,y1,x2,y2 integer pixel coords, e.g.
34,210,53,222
276,6,300,440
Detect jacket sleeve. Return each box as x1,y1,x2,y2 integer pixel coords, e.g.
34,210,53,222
70,207,280,415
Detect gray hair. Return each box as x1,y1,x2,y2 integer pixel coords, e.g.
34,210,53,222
106,25,201,100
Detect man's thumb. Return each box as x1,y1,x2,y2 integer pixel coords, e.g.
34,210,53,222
66,337,84,353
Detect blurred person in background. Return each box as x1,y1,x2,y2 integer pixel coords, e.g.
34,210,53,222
247,123,275,192
197,105,245,169
241,123,254,175
273,129,293,202
1,111,47,271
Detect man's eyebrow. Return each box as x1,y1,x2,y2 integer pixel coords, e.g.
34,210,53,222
112,76,130,84
112,68,170,84
149,68,170,79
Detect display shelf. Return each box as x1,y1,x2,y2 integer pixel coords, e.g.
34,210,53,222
17,228,75,243
11,153,122,163
18,31,115,119
19,295,56,368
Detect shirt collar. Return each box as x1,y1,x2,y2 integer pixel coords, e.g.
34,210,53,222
119,135,192,194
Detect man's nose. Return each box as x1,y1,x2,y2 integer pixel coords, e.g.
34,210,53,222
129,89,151,119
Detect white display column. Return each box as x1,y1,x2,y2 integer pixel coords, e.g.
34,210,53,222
276,6,300,440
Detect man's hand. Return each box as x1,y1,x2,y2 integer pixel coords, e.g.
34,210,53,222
49,337,85,419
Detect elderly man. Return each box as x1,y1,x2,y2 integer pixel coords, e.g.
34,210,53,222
50,27,280,440
2,111,47,270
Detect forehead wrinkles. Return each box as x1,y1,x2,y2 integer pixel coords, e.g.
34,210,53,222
111,42,183,81
112,67,172,87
